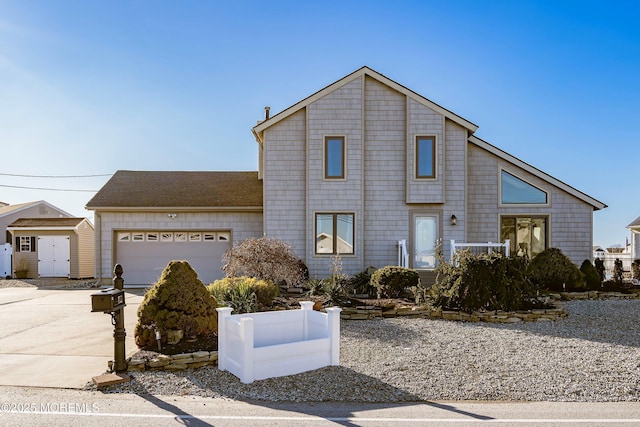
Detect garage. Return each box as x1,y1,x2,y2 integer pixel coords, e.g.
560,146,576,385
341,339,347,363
115,230,231,286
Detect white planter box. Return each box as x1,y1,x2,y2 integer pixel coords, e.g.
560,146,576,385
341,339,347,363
216,302,341,384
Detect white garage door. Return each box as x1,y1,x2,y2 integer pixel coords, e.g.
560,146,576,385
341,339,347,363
115,231,231,286
38,236,70,278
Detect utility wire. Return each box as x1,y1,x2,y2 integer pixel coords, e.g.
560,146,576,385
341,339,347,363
0,184,98,192
0,173,112,178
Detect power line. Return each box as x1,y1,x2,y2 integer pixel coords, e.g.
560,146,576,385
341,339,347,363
0,173,112,178
0,184,98,192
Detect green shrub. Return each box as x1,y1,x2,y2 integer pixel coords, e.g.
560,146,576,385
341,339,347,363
303,279,325,296
371,266,419,298
134,260,217,350
347,268,376,296
580,260,601,290
594,257,606,282
526,248,583,291
632,260,640,281
427,249,538,312
207,276,278,313
613,258,624,283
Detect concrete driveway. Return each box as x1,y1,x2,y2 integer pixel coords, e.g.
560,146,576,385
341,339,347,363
0,286,142,389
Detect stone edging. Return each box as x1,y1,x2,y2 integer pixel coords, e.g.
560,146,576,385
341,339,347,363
340,305,566,322
340,291,640,322
127,351,218,372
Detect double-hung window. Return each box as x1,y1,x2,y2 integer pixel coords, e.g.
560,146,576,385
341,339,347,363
416,136,436,179
324,136,345,179
315,213,354,255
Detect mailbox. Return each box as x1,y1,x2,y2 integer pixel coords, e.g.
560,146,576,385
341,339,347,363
91,288,126,313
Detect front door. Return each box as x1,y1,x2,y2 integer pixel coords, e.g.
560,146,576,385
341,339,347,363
413,215,438,269
38,236,70,277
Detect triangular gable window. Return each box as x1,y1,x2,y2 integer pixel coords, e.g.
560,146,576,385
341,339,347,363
501,170,547,204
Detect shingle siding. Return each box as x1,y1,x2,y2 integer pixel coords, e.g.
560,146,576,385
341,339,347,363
263,108,307,258
363,76,407,269
467,144,593,264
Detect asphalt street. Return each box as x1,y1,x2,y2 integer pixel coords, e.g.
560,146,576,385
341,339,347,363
1,386,640,426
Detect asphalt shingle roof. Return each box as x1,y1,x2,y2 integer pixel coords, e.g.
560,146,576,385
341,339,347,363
86,170,263,209
8,218,87,228
628,216,640,228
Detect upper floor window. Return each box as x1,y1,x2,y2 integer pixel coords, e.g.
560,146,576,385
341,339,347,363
501,170,548,204
416,136,436,178
315,213,354,255
324,136,345,179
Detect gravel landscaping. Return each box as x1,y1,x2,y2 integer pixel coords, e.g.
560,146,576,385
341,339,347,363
89,299,640,402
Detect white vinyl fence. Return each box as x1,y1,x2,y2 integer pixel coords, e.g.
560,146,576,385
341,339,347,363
450,239,511,262
1,243,12,278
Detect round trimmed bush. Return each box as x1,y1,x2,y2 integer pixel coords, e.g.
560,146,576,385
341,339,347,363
371,266,419,298
526,248,583,291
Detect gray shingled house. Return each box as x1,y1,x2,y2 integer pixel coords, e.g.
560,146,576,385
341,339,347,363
87,66,606,286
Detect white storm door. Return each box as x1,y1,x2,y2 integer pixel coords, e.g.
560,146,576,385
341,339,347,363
414,215,438,269
38,236,70,277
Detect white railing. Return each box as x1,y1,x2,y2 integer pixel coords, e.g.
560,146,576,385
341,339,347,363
397,239,409,268
216,302,341,384
450,239,510,262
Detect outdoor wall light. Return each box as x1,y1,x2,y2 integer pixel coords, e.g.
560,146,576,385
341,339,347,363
167,213,177,219
450,214,457,226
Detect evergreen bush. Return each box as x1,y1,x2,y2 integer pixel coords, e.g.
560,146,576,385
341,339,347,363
347,268,376,296
526,248,583,291
594,257,606,282
134,260,217,350
632,260,640,281
613,258,624,283
580,259,601,290
426,249,538,312
371,266,419,298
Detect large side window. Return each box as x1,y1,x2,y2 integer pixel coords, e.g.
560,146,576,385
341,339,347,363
500,216,547,259
416,136,436,179
315,213,354,255
501,170,548,204
324,136,345,179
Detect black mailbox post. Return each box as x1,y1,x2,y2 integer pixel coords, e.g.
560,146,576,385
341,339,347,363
91,264,127,373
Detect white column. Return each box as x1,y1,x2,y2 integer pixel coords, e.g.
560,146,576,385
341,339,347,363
215,307,232,372
326,307,342,366
239,317,254,384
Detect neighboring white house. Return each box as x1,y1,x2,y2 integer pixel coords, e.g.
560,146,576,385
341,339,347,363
628,216,640,263
88,66,607,286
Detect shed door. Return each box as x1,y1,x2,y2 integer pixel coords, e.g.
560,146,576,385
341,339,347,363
38,236,70,277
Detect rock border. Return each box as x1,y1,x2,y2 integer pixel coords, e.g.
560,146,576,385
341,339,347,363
127,350,218,372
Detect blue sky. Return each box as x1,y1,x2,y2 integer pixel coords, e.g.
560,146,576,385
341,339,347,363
0,0,638,248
